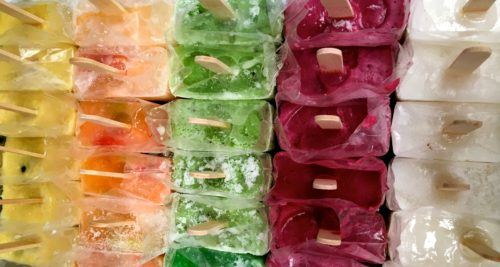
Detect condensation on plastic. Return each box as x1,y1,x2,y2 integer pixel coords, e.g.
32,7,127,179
388,207,500,267
392,101,500,162
147,99,275,153
387,157,500,220
267,247,368,267
276,96,391,162
285,0,410,48
268,152,387,211
0,92,76,137
171,150,272,200
269,198,387,264
398,40,500,103
74,46,173,100
409,0,500,43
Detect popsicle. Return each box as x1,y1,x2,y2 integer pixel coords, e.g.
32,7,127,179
170,193,269,256
72,0,172,46
173,0,284,46
278,44,401,105
172,151,272,200
168,247,265,267
148,99,274,153
269,198,387,264
267,248,367,267
398,41,499,103
0,0,72,46
388,157,500,219
269,152,387,211
78,99,164,153
392,101,500,162
409,0,500,43
170,42,277,100
0,91,76,137
73,46,173,100
276,97,391,162
285,0,409,48
75,249,164,267
389,208,500,266
0,45,74,92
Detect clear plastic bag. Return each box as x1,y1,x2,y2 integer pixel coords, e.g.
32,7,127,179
267,247,368,267
168,247,265,267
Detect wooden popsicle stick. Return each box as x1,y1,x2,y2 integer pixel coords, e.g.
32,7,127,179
188,117,231,129
91,219,136,228
0,49,24,64
88,0,127,14
190,171,226,179
461,231,500,262
194,56,232,75
199,0,235,20
80,169,133,179
448,47,492,74
0,238,41,254
188,221,227,236
0,146,45,158
317,229,342,246
80,114,132,130
315,115,343,130
0,198,43,205
70,57,124,75
317,48,344,73
443,120,483,135
0,0,44,24
320,0,355,19
463,0,496,13
313,179,338,190
438,182,471,192
0,103,37,116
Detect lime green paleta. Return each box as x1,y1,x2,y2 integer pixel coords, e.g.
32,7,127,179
167,247,265,267
170,194,269,256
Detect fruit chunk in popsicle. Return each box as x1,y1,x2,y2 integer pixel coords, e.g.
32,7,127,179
168,247,265,267
172,151,272,200
170,43,277,100
171,193,269,255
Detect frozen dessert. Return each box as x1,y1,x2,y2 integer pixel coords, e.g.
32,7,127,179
74,249,164,267
268,248,367,267
168,247,265,267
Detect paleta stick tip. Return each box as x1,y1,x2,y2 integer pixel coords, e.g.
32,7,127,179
463,0,496,13
188,117,231,129
80,114,132,130
88,0,128,14
315,115,343,130
313,179,338,190
0,146,45,159
188,220,227,236
195,56,233,75
70,57,125,75
0,238,41,254
199,0,235,20
317,229,342,246
317,47,344,73
448,46,492,74
190,172,226,179
0,0,44,25
320,0,355,19
443,120,483,136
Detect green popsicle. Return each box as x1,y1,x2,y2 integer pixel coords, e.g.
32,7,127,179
167,247,265,267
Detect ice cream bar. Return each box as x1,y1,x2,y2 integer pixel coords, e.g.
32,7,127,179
0,45,74,92
269,198,387,264
389,208,500,266
73,46,173,100
278,44,400,105
168,247,265,266
269,152,387,211
173,0,283,46
410,0,500,43
73,0,172,46
398,41,499,103
78,99,164,153
285,0,409,48
276,97,391,161
267,248,367,267
392,101,500,162
388,158,500,220
148,99,274,153
171,193,269,255
170,43,277,100
172,151,272,200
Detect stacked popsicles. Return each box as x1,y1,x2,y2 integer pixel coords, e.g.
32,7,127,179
155,0,283,265
389,0,500,266
269,0,409,265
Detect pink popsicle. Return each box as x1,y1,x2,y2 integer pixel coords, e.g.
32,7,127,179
267,248,368,267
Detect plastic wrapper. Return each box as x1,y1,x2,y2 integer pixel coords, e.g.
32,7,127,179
267,247,368,267
398,40,500,103
0,92,76,137
147,99,274,153
173,0,284,46
388,157,500,220
285,0,410,48
409,0,500,43
74,46,173,100
276,96,391,162
392,101,500,162
167,247,265,267
0,45,74,92
71,0,171,46
74,250,164,267
78,98,164,153
389,207,500,266
170,43,277,100
171,150,272,200
170,193,269,256
268,152,387,211
269,198,387,264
